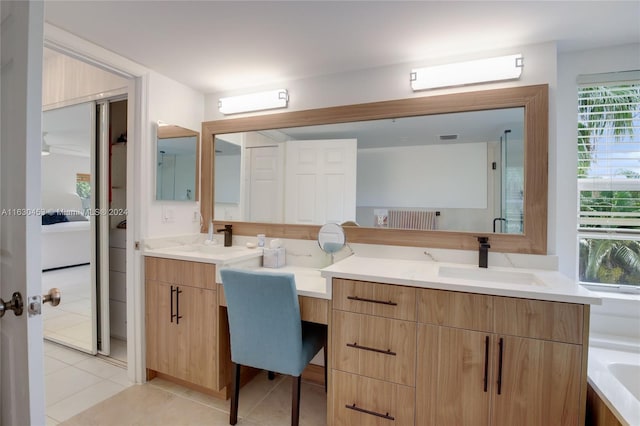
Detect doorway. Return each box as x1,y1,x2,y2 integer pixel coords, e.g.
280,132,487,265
41,48,129,364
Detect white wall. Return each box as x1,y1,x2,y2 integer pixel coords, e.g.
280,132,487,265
144,71,205,238
556,43,640,278
41,153,90,199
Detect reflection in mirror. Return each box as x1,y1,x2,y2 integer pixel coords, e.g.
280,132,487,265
318,223,347,253
156,123,199,201
214,136,242,220
213,108,524,234
202,85,548,254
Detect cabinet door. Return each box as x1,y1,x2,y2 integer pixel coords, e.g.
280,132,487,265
145,280,179,375
416,324,492,426
172,286,217,389
492,335,582,426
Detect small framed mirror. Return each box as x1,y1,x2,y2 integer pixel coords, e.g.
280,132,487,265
156,123,199,201
318,223,346,254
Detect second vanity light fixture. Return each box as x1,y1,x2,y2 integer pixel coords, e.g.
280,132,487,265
218,89,289,115
410,54,523,91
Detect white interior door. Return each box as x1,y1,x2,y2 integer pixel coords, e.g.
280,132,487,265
246,146,283,223
285,139,357,224
0,1,46,424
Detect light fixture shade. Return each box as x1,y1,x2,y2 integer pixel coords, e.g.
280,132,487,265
410,54,523,91
218,89,289,115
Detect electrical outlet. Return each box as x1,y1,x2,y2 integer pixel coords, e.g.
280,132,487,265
192,211,199,222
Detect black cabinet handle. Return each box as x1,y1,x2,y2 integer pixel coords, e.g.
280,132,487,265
347,295,397,306
483,335,489,392
175,287,183,324
346,342,396,356
170,286,176,323
497,337,504,395
345,403,395,421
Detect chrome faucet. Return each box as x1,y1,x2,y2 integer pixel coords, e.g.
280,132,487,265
478,236,490,268
217,224,233,247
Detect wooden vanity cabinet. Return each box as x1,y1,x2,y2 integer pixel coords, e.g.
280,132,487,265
330,279,417,426
145,257,222,394
416,288,587,426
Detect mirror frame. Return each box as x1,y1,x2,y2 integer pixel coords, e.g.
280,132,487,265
156,124,200,202
201,84,548,254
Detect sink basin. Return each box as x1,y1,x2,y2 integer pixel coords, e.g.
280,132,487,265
159,244,248,255
197,245,248,255
438,266,545,286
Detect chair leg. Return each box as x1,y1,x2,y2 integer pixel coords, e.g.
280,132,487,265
230,363,241,425
291,375,301,426
268,371,275,380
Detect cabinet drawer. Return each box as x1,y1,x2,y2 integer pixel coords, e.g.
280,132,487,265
333,279,416,321
333,310,416,386
145,257,216,290
417,288,493,332
493,297,583,344
331,370,415,426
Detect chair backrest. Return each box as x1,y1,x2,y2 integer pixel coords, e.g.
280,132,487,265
220,268,303,376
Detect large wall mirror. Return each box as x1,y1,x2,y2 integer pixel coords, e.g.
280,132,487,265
156,123,200,201
202,84,548,254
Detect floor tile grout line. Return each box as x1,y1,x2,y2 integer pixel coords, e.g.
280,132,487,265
146,381,233,417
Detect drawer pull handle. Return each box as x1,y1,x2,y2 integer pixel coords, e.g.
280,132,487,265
347,295,397,306
345,403,395,421
346,342,396,356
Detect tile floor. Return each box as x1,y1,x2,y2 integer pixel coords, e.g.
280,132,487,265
46,341,327,426
44,340,131,425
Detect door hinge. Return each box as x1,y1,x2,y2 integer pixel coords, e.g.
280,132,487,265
135,241,140,250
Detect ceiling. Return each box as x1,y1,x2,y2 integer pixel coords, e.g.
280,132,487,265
44,1,640,94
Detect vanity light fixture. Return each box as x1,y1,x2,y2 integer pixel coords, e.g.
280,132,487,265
410,54,523,91
218,89,289,115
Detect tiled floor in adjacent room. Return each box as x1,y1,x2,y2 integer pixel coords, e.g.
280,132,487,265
46,341,327,426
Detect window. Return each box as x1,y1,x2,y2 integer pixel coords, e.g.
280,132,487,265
76,173,91,215
577,74,640,289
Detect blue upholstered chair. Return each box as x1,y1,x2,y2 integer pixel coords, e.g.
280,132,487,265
220,268,327,426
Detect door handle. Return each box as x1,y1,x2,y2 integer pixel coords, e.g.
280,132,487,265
43,288,61,306
27,288,62,317
0,292,24,317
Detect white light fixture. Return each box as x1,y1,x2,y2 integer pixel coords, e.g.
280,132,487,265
218,89,289,115
410,54,523,91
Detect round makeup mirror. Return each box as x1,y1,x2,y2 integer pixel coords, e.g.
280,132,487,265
318,223,346,254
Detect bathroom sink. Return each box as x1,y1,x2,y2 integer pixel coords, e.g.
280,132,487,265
438,266,545,286
197,245,247,255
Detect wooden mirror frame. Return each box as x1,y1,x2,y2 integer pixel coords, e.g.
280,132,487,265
201,84,548,254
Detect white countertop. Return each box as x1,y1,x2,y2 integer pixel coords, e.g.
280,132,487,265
250,265,329,300
588,345,640,425
321,255,601,304
143,243,263,265
144,242,600,304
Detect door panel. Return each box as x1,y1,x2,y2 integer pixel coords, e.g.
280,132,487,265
285,139,357,224
0,1,46,423
416,324,492,426
492,335,582,426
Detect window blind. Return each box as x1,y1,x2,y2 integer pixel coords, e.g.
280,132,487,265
577,82,640,233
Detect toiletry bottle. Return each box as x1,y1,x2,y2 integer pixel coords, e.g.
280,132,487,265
257,234,266,248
